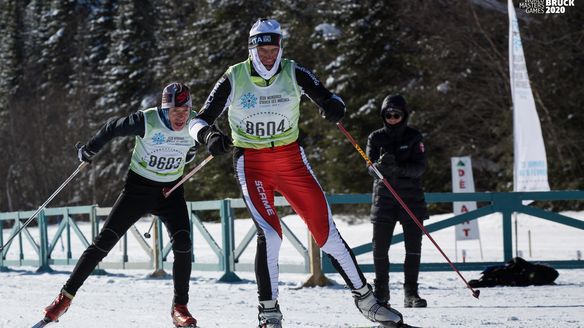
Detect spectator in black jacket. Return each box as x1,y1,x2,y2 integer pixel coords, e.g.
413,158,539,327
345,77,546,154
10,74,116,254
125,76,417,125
366,94,429,308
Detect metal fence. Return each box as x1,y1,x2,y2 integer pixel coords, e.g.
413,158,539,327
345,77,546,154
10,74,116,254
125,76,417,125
1,191,583,281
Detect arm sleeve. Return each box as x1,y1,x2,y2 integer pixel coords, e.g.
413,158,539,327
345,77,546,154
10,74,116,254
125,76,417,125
85,111,145,153
397,135,426,178
189,74,232,143
366,134,381,164
294,63,334,107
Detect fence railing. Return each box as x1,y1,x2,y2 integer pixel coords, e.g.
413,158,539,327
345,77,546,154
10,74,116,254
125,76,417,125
1,191,583,280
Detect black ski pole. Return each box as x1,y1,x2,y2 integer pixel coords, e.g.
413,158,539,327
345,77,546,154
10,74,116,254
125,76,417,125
0,162,89,251
336,122,480,299
143,218,156,239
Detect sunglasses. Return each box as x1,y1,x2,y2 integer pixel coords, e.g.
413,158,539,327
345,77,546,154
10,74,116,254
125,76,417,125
384,112,402,120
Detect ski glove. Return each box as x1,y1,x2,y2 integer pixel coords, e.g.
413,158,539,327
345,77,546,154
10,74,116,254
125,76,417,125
319,96,346,123
201,125,232,156
76,143,97,163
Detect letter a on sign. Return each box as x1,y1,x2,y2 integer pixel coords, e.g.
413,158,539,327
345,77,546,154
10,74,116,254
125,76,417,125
451,156,480,241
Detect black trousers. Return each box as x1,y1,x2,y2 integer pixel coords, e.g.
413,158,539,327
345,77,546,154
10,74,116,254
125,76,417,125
63,171,193,305
372,217,423,287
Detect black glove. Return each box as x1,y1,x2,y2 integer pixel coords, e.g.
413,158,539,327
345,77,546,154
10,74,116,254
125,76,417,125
319,96,345,123
76,143,97,163
375,153,399,178
201,125,232,156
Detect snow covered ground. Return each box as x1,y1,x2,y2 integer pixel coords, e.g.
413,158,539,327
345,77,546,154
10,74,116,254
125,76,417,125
1,211,583,327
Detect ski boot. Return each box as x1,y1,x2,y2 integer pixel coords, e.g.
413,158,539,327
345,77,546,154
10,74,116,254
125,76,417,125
404,283,427,308
171,303,197,327
373,278,390,306
258,300,283,328
353,284,403,328
43,290,74,322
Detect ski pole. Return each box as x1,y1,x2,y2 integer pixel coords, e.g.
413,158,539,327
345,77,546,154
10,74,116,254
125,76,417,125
143,218,156,239
162,154,214,198
0,161,89,252
336,122,480,299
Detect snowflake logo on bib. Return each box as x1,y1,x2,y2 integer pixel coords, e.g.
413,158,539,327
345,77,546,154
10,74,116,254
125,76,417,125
152,132,165,145
240,92,257,109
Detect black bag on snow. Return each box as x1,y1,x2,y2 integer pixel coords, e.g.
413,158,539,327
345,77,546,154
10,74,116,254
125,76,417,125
468,257,559,287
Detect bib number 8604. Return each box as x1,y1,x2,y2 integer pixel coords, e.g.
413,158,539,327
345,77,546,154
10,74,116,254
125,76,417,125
148,155,182,170
246,120,285,137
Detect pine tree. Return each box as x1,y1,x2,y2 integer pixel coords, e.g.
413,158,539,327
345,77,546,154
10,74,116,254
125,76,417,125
93,0,158,205
0,0,25,211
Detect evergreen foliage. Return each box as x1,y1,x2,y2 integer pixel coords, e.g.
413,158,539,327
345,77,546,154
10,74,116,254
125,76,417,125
0,0,581,211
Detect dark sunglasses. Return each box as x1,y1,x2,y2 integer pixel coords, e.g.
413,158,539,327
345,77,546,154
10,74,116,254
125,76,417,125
384,112,402,120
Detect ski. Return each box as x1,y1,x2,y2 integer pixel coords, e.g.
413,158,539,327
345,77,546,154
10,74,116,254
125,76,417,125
355,324,422,328
31,318,52,328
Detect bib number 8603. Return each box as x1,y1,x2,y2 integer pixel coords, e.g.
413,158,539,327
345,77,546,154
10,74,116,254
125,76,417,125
246,120,285,137
148,155,182,170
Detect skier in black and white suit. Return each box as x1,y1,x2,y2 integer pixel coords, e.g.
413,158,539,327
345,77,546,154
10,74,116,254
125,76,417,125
366,94,429,308
41,83,200,327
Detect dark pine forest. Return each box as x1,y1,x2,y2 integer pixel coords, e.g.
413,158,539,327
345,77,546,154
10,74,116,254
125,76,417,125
0,0,582,213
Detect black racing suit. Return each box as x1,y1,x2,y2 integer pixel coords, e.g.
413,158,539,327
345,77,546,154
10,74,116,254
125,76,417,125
63,110,196,305
366,115,428,301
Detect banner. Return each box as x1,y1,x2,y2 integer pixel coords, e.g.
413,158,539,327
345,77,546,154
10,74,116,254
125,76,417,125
508,0,550,194
451,156,480,241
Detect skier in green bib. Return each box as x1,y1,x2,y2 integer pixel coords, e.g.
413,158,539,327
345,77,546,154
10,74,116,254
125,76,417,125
189,19,405,328
42,83,200,327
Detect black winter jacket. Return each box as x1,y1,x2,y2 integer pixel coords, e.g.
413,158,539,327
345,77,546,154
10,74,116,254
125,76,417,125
366,123,428,224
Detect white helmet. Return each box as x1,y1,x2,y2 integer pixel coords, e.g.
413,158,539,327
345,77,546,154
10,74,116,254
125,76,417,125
248,18,283,80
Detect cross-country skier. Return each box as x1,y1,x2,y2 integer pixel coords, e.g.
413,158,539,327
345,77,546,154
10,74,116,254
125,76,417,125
41,83,199,327
366,94,429,308
188,18,405,328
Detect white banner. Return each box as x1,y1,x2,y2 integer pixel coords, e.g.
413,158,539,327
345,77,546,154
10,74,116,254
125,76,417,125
508,0,550,194
451,156,480,241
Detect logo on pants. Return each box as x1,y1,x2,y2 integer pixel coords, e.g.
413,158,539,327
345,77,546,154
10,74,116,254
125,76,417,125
255,180,275,216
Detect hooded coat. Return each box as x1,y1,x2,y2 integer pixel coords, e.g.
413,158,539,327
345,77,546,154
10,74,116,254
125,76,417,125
366,96,428,224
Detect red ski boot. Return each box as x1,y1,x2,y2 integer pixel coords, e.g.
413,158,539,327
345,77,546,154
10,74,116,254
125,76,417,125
171,303,197,327
43,291,73,322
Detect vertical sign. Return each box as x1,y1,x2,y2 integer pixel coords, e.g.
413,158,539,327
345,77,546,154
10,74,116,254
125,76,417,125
451,156,480,240
508,0,550,195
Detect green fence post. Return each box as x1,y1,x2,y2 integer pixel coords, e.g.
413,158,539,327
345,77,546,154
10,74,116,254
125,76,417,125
37,210,53,272
0,219,7,272
65,208,72,263
91,206,107,276
218,199,241,282
501,209,514,261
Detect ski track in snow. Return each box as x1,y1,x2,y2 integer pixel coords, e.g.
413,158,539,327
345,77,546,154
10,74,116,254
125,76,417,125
1,212,583,327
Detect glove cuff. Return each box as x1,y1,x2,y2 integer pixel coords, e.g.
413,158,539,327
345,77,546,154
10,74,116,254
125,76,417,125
198,126,212,144
84,146,97,156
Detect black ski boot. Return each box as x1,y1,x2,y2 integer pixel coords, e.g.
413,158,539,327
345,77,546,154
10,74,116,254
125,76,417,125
373,279,390,305
404,283,427,308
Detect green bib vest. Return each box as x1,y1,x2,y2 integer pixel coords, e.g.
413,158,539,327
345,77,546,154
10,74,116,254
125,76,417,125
129,108,196,182
226,59,302,149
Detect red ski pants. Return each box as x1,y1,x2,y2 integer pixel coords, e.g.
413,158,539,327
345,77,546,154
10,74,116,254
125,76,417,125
234,142,365,301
